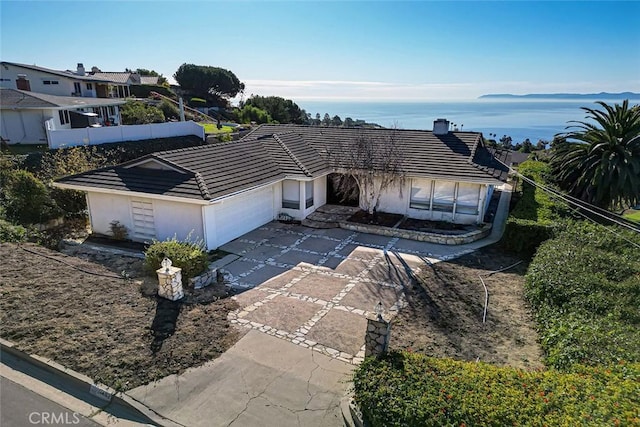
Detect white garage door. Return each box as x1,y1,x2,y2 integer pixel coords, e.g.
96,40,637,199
214,186,274,246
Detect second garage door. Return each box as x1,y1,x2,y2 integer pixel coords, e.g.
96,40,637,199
213,186,275,247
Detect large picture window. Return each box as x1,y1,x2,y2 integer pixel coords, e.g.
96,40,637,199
282,180,300,210
410,179,432,210
432,181,456,212
456,183,481,214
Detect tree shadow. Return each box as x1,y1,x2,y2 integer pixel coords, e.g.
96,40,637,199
150,298,182,353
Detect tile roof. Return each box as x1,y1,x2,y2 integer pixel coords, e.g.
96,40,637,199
0,88,126,109
56,124,508,201
91,72,131,84
1,61,112,82
90,72,159,85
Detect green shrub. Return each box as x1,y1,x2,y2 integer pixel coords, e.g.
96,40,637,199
0,219,28,242
1,169,60,224
500,217,559,255
144,235,207,285
354,351,640,427
120,100,165,125
525,222,640,370
128,84,176,99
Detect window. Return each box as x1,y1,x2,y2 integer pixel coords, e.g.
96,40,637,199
456,183,481,215
108,106,115,116
305,181,314,209
410,179,433,210
43,80,59,85
432,181,456,212
58,110,70,125
86,83,93,90
282,180,300,209
73,82,81,95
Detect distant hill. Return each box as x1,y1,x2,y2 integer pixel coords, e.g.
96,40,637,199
479,92,640,100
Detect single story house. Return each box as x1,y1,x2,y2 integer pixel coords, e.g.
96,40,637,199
0,88,125,145
1,61,115,98
89,71,160,98
54,120,508,249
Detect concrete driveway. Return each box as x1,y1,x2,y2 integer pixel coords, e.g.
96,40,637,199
221,222,476,364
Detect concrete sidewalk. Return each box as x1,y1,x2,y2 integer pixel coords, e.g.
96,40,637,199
127,330,354,427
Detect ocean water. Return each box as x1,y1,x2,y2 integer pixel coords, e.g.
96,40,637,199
298,99,639,144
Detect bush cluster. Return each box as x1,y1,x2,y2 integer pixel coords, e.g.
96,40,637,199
1,168,61,224
0,219,28,243
144,236,208,285
525,221,640,370
354,351,640,427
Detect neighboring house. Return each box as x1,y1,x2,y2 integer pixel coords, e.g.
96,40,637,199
0,61,115,98
54,120,508,249
0,88,125,144
90,71,160,98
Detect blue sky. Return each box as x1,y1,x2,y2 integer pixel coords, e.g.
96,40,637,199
1,1,639,101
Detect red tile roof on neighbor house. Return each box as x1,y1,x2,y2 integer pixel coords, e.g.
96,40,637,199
55,124,508,201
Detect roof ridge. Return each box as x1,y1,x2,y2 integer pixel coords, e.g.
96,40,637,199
272,133,311,176
467,133,482,162
194,172,212,199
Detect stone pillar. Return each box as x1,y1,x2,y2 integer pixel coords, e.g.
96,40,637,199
364,316,391,358
156,258,184,301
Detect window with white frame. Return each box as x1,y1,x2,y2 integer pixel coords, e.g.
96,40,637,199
456,183,481,215
86,83,93,90
43,80,59,85
410,178,433,209
305,181,314,208
282,180,300,209
432,181,456,212
58,110,70,125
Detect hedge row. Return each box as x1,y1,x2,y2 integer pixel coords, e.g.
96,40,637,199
525,221,640,370
354,351,639,427
500,160,569,255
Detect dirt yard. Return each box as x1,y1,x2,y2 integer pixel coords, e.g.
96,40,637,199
0,243,243,391
389,247,544,370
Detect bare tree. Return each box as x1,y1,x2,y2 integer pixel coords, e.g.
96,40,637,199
330,128,405,216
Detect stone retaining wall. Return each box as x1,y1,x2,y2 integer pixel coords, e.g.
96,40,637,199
189,268,219,290
339,221,492,245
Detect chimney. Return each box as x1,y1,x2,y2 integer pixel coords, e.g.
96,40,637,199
76,63,85,76
433,118,450,135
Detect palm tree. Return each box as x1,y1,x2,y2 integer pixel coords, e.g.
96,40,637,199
550,100,640,209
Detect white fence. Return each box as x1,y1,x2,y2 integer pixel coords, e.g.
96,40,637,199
45,120,205,149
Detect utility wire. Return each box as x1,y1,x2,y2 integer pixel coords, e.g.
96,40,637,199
17,244,128,280
494,157,640,250
493,153,640,234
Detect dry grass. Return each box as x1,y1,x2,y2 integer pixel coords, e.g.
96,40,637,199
0,243,243,390
389,247,543,370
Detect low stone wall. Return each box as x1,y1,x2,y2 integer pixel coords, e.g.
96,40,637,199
339,221,492,245
33,217,65,231
189,268,219,290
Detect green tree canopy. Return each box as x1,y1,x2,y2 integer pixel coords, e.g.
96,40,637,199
174,63,244,105
242,95,307,124
550,100,640,209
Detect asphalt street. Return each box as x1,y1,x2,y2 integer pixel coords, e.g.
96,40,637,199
1,377,99,427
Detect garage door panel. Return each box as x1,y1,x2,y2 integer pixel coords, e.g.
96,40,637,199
215,187,274,246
